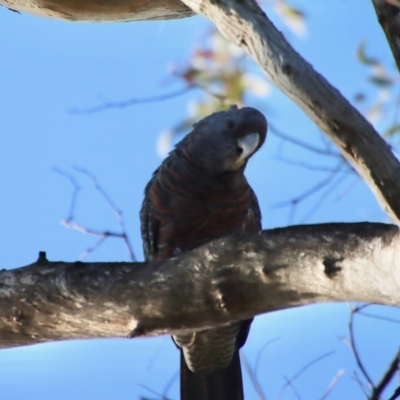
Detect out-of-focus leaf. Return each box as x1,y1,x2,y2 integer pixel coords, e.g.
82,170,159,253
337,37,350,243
159,28,270,155
193,49,215,60
181,68,202,84
383,123,400,138
156,130,174,157
354,92,366,103
369,75,395,87
357,40,379,66
366,103,384,123
356,39,398,137
156,119,195,156
273,0,307,38
356,41,396,88
242,73,270,97
191,99,232,119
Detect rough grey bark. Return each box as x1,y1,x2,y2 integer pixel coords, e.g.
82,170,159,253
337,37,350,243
372,0,400,74
179,0,400,227
1,223,399,349
0,0,193,21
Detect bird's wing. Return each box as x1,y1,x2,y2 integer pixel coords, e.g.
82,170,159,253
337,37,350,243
140,174,159,262
249,186,262,231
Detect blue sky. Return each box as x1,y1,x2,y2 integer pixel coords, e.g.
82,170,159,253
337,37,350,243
1,1,399,399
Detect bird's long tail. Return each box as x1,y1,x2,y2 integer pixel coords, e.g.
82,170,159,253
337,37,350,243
180,349,244,400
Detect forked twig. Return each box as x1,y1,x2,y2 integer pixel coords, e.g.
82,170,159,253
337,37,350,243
241,353,267,400
282,376,302,400
138,383,173,400
272,162,347,224
275,351,335,400
344,305,400,399
269,123,341,157
162,371,179,399
54,167,135,260
348,305,375,390
370,350,400,400
254,337,281,376
351,371,371,398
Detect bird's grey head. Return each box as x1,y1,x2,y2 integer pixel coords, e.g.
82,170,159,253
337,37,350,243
177,105,267,174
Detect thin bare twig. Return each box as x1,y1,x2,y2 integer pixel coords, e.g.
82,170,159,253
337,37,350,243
370,350,400,400
348,306,375,391
79,235,107,259
254,337,280,376
138,383,173,400
334,175,360,200
52,167,81,221
274,155,346,172
340,308,372,397
388,386,400,400
275,351,335,400
196,83,230,102
54,167,135,261
319,369,345,400
282,377,302,400
273,164,344,210
272,163,345,224
270,118,359,224
162,371,179,399
359,312,400,325
352,371,371,398
75,167,135,260
269,123,341,157
299,168,349,223
241,353,267,400
70,86,192,114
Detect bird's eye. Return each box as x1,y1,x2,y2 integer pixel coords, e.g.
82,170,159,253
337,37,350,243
236,146,243,156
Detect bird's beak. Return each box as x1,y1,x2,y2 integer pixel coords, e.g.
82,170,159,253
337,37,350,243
236,133,260,166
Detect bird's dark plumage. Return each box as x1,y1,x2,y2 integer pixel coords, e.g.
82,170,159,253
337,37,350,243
140,105,267,399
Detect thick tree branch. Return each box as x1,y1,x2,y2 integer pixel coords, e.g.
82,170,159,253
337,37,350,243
372,0,400,74
0,0,193,21
179,0,400,226
370,349,400,400
1,223,399,349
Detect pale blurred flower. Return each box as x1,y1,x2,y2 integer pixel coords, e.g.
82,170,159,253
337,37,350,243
157,130,173,157
274,0,307,38
242,73,271,97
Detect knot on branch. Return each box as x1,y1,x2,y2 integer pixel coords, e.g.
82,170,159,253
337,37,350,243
36,251,48,265
323,256,343,278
